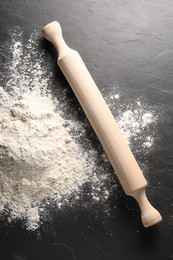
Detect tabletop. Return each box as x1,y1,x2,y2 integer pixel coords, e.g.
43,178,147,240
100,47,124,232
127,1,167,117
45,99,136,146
0,1,173,260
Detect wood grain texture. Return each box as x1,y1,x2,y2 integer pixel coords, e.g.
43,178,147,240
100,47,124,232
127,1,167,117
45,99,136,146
42,21,162,227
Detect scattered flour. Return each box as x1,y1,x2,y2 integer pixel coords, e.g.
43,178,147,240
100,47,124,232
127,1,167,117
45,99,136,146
117,109,155,146
104,88,158,150
0,28,116,231
0,27,160,231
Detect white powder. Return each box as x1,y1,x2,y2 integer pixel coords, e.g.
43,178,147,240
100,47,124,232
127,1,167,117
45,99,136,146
116,109,155,146
104,89,159,150
0,92,93,230
0,28,116,231
0,28,160,231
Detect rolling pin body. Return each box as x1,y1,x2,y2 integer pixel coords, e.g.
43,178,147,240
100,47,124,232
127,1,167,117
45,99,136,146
42,21,162,227
59,51,146,195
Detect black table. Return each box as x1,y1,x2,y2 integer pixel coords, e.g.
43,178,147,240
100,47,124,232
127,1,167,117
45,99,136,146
0,1,173,259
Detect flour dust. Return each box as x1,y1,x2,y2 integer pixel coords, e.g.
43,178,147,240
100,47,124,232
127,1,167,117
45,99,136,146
104,88,160,155
0,27,160,231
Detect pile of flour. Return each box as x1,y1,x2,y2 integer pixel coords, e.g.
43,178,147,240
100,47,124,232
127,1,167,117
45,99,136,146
0,28,160,231
0,91,85,229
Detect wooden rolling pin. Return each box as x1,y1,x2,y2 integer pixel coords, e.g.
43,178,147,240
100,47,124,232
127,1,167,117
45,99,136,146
42,21,162,227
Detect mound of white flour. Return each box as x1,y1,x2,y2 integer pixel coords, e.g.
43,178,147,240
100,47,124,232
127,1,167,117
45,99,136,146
0,92,94,230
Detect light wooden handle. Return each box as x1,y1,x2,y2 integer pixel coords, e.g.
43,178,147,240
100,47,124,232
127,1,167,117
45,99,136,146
42,21,162,227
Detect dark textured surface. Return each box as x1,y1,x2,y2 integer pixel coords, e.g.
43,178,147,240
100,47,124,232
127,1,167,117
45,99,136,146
0,1,173,259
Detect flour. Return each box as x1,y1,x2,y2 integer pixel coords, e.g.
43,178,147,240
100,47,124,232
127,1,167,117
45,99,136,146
0,90,113,230
0,91,92,230
104,88,158,150
0,29,117,231
0,28,160,231
116,109,155,147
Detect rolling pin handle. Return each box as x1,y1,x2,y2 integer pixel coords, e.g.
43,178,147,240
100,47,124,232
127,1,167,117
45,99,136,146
42,21,71,58
133,189,162,227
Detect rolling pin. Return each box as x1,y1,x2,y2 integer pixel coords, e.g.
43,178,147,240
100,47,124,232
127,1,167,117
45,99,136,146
42,21,162,227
